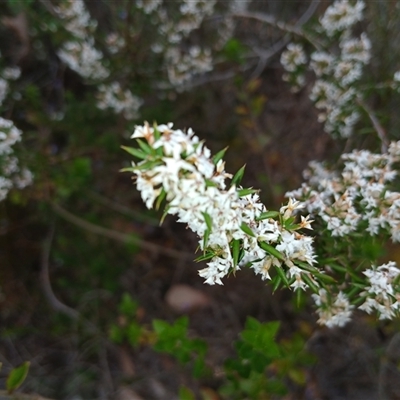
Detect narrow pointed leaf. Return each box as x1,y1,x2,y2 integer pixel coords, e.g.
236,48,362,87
203,228,210,248
238,188,258,197
202,212,213,231
231,164,246,186
194,252,215,262
258,241,284,261
155,188,167,211
255,211,279,221
296,287,303,307
160,205,170,225
301,273,319,293
121,145,148,160
240,222,255,237
6,361,30,394
272,276,282,292
231,239,241,267
120,166,136,173
212,146,228,165
153,124,161,141
275,266,289,287
136,138,153,154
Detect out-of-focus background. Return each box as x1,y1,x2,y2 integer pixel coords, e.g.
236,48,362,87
1,1,400,398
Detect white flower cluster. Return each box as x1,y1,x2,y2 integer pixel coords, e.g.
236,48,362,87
55,0,96,39
281,0,371,138
137,0,163,14
0,117,33,201
280,43,307,72
0,62,21,107
312,289,354,328
55,0,109,80
360,262,400,320
97,82,143,120
127,123,320,293
147,0,216,87
165,46,213,87
287,142,400,241
319,0,365,37
55,2,142,118
105,33,125,54
58,40,109,80
280,43,307,91
157,0,216,42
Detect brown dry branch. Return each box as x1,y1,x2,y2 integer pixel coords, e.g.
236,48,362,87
51,202,194,261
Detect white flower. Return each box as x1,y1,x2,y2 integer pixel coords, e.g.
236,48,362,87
340,33,371,64
58,40,109,80
0,79,8,106
280,198,304,219
334,60,362,85
320,0,365,36
97,82,142,120
2,67,21,80
310,52,335,77
281,43,307,73
312,289,354,328
136,0,162,14
129,123,318,287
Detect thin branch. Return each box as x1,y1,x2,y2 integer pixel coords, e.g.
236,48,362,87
232,0,323,51
51,202,194,261
84,189,159,226
357,97,389,153
238,0,321,79
40,223,80,320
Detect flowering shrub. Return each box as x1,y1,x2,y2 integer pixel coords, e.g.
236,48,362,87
120,0,400,328
1,0,400,396
280,0,372,138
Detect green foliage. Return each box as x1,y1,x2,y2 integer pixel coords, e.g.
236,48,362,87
178,386,196,400
220,319,313,399
6,362,30,394
152,317,208,378
222,39,247,64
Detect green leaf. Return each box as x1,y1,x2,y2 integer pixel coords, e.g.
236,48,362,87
194,252,215,262
153,124,161,141
255,211,279,221
204,179,218,187
212,146,228,165
240,222,255,237
202,212,213,231
238,188,259,197
7,361,30,394
109,324,124,344
275,266,289,287
127,321,142,347
301,273,319,293
272,275,282,292
121,145,148,160
155,188,167,211
231,164,246,186
258,242,284,261
120,166,136,173
296,288,303,308
136,138,154,154
119,293,138,316
133,160,160,171
203,228,210,248
179,386,196,400
231,239,241,267
152,319,168,335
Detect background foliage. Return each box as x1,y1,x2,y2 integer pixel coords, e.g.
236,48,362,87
1,0,400,399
